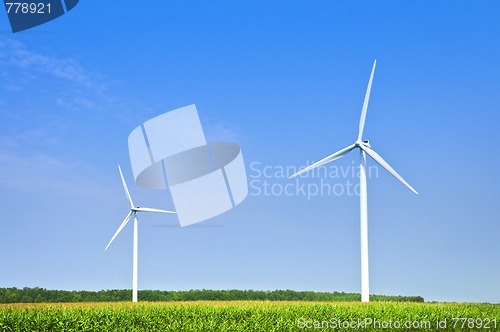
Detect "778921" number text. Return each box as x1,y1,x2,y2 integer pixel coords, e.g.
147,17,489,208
5,2,51,14
452,318,497,329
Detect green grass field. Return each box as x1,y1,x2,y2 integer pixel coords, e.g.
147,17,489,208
1,301,499,331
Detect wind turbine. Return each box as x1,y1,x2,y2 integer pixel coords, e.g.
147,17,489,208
105,165,176,302
289,60,418,302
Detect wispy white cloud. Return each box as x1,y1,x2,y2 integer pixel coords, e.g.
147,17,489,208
0,149,114,201
0,39,120,200
2,83,22,92
201,115,246,144
0,38,160,119
55,96,98,110
0,128,59,149
0,38,105,92
0,38,112,112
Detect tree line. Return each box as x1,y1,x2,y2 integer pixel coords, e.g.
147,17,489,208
0,287,424,303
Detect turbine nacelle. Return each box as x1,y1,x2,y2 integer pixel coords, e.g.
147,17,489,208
356,140,371,148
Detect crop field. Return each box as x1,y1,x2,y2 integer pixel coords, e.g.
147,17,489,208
0,301,499,331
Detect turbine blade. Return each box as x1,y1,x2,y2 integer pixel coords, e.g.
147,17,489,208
105,211,133,251
118,165,134,208
358,60,377,142
359,144,418,195
135,207,176,214
289,144,357,179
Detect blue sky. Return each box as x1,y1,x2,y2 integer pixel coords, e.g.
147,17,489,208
0,1,499,303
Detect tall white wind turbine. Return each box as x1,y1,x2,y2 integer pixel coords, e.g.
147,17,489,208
105,165,176,302
290,60,418,302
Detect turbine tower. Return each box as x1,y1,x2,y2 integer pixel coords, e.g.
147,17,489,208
290,60,418,302
105,165,176,302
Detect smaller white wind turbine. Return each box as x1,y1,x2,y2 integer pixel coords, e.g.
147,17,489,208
105,165,176,302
